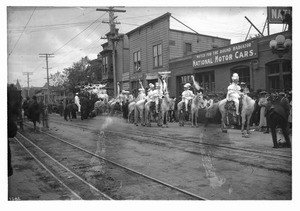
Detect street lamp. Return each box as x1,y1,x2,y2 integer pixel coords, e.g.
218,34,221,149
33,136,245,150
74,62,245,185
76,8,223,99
269,34,292,58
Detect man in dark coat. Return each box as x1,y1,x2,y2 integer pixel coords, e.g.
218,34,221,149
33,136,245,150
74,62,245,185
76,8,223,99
28,95,41,131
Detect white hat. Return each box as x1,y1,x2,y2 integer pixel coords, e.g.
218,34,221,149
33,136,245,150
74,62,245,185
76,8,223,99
184,83,191,88
76,93,78,95
138,88,143,91
232,73,239,80
149,83,154,88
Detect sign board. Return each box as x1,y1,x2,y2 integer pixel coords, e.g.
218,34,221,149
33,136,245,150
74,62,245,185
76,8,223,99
267,7,292,24
192,40,258,69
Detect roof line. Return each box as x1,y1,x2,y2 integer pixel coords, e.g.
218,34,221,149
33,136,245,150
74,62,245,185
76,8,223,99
126,12,171,36
169,29,230,41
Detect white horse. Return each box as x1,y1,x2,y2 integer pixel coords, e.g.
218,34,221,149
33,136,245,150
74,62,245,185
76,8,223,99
218,94,255,137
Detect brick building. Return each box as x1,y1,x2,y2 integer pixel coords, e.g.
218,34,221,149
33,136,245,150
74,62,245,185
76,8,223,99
169,31,292,99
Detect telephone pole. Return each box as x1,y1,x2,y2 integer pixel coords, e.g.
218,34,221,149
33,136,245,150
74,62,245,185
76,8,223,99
22,72,33,97
39,53,54,105
96,7,126,97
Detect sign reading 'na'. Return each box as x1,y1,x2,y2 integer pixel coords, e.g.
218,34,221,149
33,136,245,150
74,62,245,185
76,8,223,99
267,7,292,24
192,40,258,69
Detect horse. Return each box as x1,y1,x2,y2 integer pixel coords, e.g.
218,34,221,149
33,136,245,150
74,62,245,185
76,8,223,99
218,94,255,137
191,93,205,127
157,93,176,128
177,93,205,127
128,101,136,123
134,99,146,126
266,95,291,148
167,98,176,122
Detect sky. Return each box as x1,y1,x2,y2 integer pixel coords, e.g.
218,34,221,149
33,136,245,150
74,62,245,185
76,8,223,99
4,1,295,88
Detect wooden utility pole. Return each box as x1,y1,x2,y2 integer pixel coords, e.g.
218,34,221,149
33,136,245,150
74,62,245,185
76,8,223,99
22,72,33,97
96,7,126,97
39,53,54,105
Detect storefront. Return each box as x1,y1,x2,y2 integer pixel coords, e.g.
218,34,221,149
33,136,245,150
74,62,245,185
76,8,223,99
169,31,292,99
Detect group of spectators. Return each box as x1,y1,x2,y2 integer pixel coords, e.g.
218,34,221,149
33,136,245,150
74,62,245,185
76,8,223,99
22,95,49,130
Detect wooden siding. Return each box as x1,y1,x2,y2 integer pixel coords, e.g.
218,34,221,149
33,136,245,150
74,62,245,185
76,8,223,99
169,30,230,60
128,16,170,82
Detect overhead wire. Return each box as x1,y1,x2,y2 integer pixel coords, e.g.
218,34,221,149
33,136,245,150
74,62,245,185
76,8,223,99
52,11,107,54
9,7,36,56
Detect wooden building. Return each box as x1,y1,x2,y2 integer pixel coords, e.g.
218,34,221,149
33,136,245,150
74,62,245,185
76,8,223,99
126,13,230,97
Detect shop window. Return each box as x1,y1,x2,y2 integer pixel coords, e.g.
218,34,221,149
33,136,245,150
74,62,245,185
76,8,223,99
153,44,162,68
231,66,250,88
133,51,141,72
266,60,292,91
195,71,215,93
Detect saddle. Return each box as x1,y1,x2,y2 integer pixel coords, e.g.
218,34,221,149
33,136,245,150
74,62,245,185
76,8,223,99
181,100,192,112
225,96,243,114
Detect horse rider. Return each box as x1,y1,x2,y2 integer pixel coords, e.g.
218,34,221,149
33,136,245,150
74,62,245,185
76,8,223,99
152,82,163,113
240,82,250,95
226,73,242,115
136,80,146,102
181,82,195,112
145,83,156,112
74,92,81,113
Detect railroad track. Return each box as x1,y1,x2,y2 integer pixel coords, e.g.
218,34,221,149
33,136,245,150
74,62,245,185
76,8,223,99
48,118,292,174
17,124,207,200
50,117,291,159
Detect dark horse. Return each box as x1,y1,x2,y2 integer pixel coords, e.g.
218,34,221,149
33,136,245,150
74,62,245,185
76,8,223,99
266,95,291,148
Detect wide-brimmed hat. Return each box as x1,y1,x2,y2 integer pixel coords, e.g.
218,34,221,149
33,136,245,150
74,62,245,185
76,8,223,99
122,90,130,94
260,91,267,95
138,88,143,92
240,82,246,85
184,83,191,88
232,73,239,80
279,92,285,96
149,83,154,88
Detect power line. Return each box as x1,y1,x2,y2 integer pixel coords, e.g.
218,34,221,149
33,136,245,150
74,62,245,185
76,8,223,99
52,12,107,54
9,7,36,56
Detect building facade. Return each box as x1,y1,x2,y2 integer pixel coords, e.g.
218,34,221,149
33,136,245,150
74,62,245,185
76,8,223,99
99,30,129,96
126,13,230,97
169,31,292,99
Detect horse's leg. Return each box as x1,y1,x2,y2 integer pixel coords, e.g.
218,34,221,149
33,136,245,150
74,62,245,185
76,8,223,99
241,113,246,135
195,109,199,127
246,114,253,134
134,105,139,126
191,109,194,127
221,112,227,133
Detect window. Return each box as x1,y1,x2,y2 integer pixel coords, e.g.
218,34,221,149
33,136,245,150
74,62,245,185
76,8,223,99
185,43,192,55
195,71,215,93
153,44,162,68
133,51,141,72
266,60,292,91
102,56,108,74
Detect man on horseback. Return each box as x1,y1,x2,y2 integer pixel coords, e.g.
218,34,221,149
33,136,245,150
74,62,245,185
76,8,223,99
182,83,194,112
226,73,242,115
